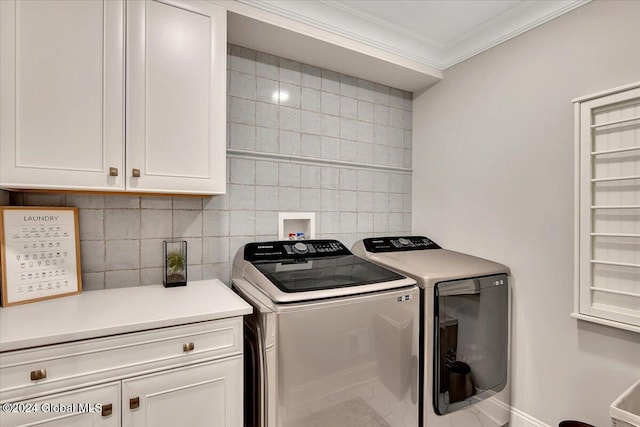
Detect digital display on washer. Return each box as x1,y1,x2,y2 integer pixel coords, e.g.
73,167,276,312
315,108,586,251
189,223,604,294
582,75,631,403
252,255,405,293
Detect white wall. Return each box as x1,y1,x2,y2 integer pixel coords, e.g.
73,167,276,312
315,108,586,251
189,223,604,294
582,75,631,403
412,1,640,426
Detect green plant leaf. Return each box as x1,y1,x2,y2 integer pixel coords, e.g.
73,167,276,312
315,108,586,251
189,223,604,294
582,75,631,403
166,250,185,273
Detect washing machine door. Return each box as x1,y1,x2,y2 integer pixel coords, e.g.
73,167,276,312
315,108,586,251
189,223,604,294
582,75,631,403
433,274,508,416
275,286,421,427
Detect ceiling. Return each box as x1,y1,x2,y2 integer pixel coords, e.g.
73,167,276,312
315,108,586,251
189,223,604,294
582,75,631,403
325,0,525,48
238,0,590,70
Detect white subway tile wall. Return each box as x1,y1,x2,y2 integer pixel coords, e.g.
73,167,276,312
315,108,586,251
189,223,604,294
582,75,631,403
8,45,412,289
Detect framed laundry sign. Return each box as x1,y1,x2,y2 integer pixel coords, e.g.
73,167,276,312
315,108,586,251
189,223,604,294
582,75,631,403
0,207,82,307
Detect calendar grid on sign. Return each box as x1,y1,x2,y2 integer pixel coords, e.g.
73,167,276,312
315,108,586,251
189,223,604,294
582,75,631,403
0,206,82,307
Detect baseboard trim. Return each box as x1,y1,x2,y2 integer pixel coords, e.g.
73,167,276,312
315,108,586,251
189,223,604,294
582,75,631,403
510,406,551,427
475,396,511,426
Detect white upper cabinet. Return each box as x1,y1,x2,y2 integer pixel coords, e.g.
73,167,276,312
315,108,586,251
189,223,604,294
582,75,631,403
127,0,226,194
0,0,226,195
0,0,125,191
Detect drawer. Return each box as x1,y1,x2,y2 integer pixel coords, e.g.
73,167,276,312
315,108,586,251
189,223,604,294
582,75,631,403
0,317,242,402
0,382,120,427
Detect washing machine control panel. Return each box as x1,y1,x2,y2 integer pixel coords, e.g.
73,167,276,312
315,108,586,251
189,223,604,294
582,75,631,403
363,236,440,253
244,240,351,261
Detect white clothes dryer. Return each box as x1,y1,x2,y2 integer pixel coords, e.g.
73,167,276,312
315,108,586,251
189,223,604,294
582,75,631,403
352,236,511,427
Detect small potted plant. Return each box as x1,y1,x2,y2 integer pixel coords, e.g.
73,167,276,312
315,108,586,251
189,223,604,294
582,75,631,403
163,240,187,287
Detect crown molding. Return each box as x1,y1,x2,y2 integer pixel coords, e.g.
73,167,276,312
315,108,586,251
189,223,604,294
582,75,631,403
223,1,442,92
320,0,446,49
442,0,591,68
235,0,590,70
236,0,444,69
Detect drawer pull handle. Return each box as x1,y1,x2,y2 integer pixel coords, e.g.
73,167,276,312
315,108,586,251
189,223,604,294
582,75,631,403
30,368,46,381
130,397,140,410
183,342,195,352
132,168,141,178
102,403,113,417
109,167,118,177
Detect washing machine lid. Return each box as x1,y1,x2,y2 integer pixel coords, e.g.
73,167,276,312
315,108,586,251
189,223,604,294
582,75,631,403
352,236,510,288
235,240,416,303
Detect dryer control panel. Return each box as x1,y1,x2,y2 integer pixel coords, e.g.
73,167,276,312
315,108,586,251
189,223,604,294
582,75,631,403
363,236,440,253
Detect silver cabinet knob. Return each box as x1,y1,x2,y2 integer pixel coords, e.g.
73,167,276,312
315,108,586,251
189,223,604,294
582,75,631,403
132,168,141,178
109,167,118,177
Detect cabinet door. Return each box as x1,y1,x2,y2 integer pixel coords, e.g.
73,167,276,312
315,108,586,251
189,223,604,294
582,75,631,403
126,0,226,195
122,357,243,427
0,382,119,427
0,0,125,191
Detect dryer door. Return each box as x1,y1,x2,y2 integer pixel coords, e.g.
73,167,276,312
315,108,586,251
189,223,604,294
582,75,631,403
433,274,508,416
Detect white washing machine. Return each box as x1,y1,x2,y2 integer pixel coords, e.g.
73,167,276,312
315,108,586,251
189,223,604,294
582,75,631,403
232,239,421,427
352,236,511,427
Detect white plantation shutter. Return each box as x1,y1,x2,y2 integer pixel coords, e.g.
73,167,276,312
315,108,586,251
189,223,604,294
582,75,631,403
573,82,640,333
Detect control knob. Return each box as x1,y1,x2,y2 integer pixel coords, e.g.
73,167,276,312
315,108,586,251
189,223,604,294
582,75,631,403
398,238,410,246
292,242,308,254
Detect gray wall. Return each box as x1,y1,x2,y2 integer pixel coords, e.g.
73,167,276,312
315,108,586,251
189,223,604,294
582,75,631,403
412,1,640,426
5,45,412,289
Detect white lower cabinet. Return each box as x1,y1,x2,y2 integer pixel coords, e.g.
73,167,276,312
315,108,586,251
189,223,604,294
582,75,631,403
0,382,120,427
122,357,242,427
0,318,244,427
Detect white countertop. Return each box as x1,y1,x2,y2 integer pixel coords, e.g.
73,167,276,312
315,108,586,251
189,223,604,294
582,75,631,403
0,279,252,352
